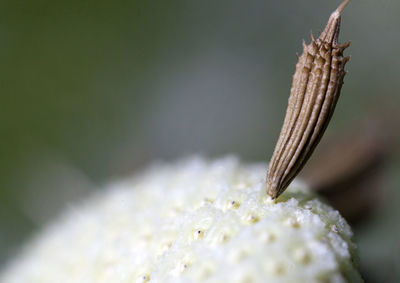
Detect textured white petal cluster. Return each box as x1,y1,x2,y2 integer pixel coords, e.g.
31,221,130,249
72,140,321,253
0,157,362,283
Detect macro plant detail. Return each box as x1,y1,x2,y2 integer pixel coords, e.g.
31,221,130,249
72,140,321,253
266,0,351,199
0,158,363,282
0,1,366,283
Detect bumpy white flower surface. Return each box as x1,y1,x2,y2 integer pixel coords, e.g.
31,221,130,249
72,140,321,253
0,157,362,283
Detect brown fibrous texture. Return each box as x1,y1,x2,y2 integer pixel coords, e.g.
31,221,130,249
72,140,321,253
267,1,351,199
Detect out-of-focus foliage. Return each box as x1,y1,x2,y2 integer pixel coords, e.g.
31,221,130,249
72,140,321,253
1,0,399,281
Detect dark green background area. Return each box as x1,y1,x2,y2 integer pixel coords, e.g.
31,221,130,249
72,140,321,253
1,0,399,281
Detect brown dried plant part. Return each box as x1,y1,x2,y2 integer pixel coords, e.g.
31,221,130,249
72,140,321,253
266,0,351,199
302,112,400,224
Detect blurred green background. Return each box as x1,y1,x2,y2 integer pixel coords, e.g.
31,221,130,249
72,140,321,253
1,0,399,282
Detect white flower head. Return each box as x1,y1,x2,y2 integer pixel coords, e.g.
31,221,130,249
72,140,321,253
0,157,362,283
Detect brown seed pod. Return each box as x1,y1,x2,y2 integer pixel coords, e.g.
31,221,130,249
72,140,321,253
266,0,351,199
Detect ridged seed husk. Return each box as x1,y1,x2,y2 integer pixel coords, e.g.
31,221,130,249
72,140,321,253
267,1,351,199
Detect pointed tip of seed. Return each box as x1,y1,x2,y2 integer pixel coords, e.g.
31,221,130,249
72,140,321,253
336,0,351,14
319,0,351,44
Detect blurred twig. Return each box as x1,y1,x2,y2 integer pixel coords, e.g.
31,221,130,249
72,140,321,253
301,110,399,225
